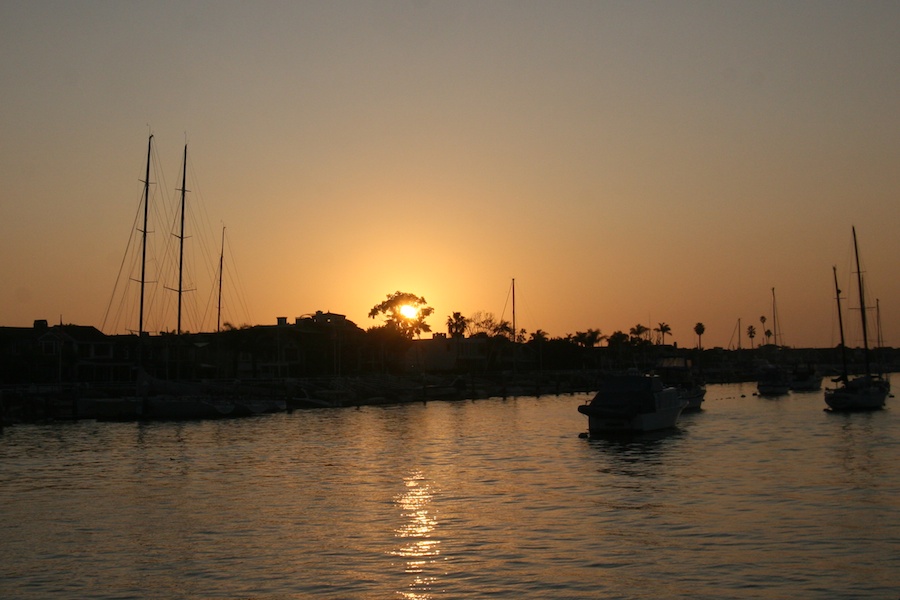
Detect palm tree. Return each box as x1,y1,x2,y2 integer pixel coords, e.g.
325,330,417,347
629,324,649,344
573,329,602,348
694,322,705,349
573,331,590,348
654,322,672,345
446,312,468,338
529,329,549,343
764,329,772,345
494,319,514,340
747,324,756,349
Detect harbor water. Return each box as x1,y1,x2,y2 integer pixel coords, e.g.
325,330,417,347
1,382,897,599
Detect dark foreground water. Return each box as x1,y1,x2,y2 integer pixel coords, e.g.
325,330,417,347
1,382,898,599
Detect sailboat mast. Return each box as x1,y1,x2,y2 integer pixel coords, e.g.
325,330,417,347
139,134,153,343
217,227,225,333
852,226,872,376
833,266,848,381
876,298,883,349
771,287,778,347
177,143,187,335
511,278,516,343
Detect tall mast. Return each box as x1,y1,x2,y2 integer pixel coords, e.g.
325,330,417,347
852,226,872,376
511,278,516,343
771,287,779,347
511,277,517,373
833,266,848,382
139,134,153,345
217,227,225,333
876,298,883,349
176,143,188,335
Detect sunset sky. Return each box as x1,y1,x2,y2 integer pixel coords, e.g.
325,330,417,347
2,1,898,349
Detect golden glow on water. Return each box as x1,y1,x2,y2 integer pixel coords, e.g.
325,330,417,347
393,470,440,599
3,387,900,598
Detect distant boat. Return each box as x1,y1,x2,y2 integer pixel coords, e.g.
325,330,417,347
578,373,686,433
756,362,791,396
789,363,823,392
757,288,790,396
656,357,706,411
824,227,889,411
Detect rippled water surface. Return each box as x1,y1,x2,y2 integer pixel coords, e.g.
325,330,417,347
2,382,898,598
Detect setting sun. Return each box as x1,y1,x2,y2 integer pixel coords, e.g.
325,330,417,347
399,304,418,320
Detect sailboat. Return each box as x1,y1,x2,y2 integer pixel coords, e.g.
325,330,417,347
756,288,790,396
824,227,890,411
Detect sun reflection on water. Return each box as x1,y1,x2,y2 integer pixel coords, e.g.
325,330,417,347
392,470,440,599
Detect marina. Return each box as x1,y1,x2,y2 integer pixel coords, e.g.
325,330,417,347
1,382,896,599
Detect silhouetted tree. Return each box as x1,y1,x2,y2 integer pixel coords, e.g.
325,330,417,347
747,325,756,349
607,331,629,347
605,330,631,367
654,322,671,345
694,322,705,349
368,291,433,339
764,329,773,345
629,324,649,344
573,328,604,348
529,329,549,343
446,312,468,338
494,319,514,340
466,311,497,336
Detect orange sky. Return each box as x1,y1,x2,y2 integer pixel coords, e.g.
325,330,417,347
2,2,898,349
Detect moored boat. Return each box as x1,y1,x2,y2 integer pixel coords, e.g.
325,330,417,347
578,373,686,433
824,228,889,411
756,363,790,396
789,363,823,392
656,357,706,411
825,374,888,411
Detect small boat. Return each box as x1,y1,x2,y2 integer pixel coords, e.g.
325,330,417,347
825,228,889,411
656,357,706,411
756,288,790,396
578,373,686,433
756,363,791,396
789,363,823,392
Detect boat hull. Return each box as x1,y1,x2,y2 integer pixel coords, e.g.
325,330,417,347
579,401,685,433
679,385,706,411
757,364,790,396
824,377,888,411
578,374,686,433
789,377,823,392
